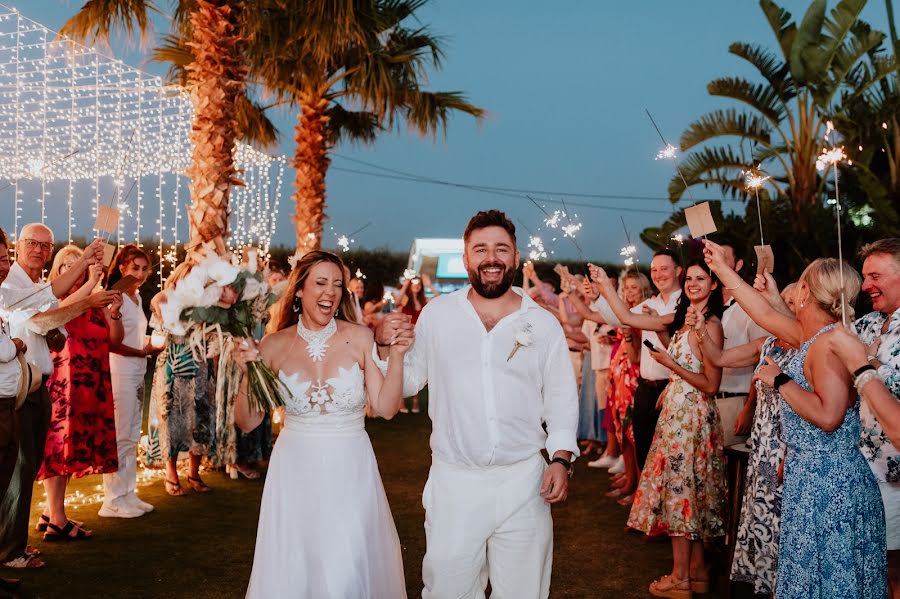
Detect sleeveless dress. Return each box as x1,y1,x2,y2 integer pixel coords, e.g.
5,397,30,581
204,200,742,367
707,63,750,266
776,324,886,599
38,307,118,479
246,360,407,598
627,330,726,539
730,336,794,595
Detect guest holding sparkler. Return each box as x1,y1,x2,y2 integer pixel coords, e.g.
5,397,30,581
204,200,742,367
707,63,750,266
362,281,389,330
591,260,725,597
101,245,158,517
694,282,798,595
38,245,123,539
703,240,886,599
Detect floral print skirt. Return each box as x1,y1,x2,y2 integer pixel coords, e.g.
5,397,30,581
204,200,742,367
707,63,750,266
627,379,726,540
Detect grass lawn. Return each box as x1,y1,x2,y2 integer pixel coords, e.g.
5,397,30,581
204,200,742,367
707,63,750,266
5,407,750,598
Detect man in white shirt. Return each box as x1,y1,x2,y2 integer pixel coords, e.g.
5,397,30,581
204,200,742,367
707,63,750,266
0,224,104,568
714,243,768,448
376,210,578,598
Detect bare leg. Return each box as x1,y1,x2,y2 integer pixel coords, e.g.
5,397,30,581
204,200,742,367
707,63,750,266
44,475,68,528
688,540,708,582
670,536,691,581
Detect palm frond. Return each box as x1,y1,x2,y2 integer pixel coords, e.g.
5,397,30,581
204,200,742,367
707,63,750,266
58,0,158,45
235,95,280,149
759,0,797,60
668,146,754,201
399,90,485,138
809,0,869,75
790,0,827,84
324,104,381,145
707,77,785,123
729,42,794,100
151,33,192,86
680,108,772,151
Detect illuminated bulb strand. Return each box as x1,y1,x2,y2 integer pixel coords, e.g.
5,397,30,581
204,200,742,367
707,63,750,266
0,6,286,283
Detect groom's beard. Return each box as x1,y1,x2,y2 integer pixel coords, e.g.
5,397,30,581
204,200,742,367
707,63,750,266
468,261,515,299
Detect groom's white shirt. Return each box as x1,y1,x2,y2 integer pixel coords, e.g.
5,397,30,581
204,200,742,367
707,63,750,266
379,285,579,467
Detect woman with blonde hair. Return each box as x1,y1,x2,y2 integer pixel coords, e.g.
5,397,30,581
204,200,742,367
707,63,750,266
236,250,411,598
38,245,123,539
703,241,886,599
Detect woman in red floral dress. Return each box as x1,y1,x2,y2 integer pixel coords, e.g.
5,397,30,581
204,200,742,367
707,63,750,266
37,245,123,540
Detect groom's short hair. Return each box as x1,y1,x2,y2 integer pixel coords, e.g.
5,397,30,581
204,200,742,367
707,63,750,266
464,210,517,245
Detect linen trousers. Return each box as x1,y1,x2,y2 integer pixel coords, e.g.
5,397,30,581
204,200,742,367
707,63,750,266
0,383,50,561
715,394,748,449
104,371,144,502
422,453,553,599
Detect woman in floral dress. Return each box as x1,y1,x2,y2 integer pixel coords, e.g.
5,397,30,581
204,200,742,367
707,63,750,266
38,246,123,540
592,260,726,597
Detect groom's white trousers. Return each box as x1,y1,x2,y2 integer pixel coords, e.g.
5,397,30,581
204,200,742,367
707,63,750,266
422,453,552,599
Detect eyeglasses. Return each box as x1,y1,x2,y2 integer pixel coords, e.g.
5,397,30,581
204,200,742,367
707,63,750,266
20,239,53,252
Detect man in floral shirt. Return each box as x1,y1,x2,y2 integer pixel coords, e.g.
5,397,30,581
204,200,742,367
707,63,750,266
855,238,900,595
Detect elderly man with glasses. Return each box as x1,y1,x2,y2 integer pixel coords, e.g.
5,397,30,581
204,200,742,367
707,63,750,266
0,224,103,569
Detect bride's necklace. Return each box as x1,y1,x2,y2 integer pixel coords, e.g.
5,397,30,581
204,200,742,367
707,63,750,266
297,318,337,362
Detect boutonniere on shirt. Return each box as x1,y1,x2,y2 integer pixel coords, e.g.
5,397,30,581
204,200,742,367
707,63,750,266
507,319,535,362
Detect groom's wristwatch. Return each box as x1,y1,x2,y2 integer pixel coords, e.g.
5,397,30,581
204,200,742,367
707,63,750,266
550,457,574,478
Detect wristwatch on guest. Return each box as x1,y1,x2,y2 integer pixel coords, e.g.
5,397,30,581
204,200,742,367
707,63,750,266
550,456,574,478
773,372,792,392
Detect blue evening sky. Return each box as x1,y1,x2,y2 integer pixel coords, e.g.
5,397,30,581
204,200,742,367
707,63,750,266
17,1,896,261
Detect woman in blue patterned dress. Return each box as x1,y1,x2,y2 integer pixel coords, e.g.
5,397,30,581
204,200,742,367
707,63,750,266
704,243,887,598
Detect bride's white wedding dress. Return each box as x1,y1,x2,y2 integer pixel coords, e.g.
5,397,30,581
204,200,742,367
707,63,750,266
246,359,407,598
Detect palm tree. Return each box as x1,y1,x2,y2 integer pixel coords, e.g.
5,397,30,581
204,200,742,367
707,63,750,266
60,0,274,255
248,0,485,252
668,0,897,232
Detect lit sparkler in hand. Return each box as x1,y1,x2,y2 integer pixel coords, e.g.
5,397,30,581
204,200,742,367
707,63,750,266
544,210,564,229
620,245,638,268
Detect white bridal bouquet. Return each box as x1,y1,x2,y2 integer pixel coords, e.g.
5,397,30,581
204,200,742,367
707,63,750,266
160,249,285,412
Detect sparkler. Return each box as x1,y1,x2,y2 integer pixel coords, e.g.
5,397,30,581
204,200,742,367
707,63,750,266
817,120,849,325
526,195,583,262
528,235,547,260
743,168,770,246
355,269,366,280
646,109,695,202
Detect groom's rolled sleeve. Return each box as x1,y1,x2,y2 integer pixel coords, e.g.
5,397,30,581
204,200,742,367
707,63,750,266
371,315,429,399
541,329,580,460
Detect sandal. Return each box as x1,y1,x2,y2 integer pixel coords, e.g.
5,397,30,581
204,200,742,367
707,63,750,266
230,464,261,480
1,554,45,569
164,478,187,497
649,574,692,598
36,514,83,532
43,520,92,542
187,475,211,493
25,545,41,557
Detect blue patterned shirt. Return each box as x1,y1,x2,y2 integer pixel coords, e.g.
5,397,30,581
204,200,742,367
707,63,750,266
856,309,900,483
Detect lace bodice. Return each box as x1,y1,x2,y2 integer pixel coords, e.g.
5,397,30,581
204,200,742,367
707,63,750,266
278,362,366,431
781,324,860,454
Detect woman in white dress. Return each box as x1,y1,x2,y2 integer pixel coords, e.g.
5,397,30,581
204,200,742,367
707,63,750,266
235,251,411,599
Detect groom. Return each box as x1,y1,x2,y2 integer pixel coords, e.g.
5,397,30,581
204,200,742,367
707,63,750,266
376,210,578,598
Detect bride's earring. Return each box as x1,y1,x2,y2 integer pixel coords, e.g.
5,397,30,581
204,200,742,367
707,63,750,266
292,296,302,314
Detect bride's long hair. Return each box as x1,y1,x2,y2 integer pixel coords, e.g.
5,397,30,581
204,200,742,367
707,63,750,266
268,251,358,334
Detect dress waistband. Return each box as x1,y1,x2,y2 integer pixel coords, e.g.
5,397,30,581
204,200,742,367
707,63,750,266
283,414,365,434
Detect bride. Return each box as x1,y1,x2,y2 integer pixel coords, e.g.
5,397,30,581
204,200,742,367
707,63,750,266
235,251,411,599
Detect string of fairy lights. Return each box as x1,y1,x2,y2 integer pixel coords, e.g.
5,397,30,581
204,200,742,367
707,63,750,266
0,5,286,287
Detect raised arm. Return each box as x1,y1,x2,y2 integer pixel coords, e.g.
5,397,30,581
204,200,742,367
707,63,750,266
363,326,411,419
757,333,852,432
589,264,672,331
703,240,802,346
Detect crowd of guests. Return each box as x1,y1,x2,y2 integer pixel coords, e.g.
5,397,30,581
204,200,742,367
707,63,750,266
527,238,900,598
2,219,900,599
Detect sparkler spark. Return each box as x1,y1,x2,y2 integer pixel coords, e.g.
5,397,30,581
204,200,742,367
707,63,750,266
355,269,366,279
543,210,564,229
743,171,769,190
816,146,847,172
671,233,684,244
528,236,547,260
336,235,350,252
655,144,678,160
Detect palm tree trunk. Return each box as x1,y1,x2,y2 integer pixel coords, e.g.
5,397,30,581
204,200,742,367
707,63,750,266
184,0,246,257
292,95,331,254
